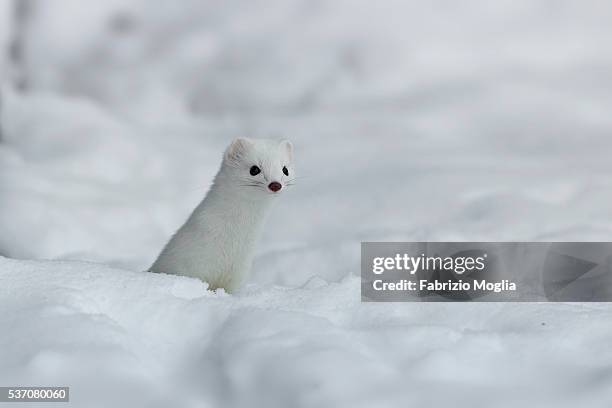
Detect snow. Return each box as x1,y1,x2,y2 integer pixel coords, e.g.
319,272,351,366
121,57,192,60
3,257,612,407
1,0,612,407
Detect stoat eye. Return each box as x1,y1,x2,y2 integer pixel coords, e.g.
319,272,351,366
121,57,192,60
249,165,261,176
282,166,289,176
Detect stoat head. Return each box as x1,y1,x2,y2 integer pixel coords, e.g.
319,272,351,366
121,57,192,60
222,138,295,196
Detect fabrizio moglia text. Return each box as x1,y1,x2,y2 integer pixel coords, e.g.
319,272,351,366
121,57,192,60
370,253,517,293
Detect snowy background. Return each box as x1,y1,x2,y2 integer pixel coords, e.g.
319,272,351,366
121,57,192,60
1,1,612,407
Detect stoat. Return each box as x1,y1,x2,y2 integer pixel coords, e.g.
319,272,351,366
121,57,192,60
150,138,294,293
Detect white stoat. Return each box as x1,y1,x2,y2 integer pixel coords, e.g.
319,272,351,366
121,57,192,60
150,138,294,293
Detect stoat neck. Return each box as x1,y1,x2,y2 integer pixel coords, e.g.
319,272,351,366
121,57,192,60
192,180,273,231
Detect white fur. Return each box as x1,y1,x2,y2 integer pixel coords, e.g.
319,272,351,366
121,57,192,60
150,138,294,293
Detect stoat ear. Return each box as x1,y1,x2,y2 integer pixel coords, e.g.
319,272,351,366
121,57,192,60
225,137,252,161
279,139,293,161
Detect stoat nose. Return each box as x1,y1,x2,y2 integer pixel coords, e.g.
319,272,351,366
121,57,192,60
268,182,282,192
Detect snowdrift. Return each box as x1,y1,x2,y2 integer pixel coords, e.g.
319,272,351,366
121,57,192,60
2,256,612,407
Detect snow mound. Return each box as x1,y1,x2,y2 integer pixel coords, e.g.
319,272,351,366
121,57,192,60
2,256,612,407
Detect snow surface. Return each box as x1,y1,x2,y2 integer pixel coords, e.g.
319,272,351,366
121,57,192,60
1,1,612,407
2,256,612,408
